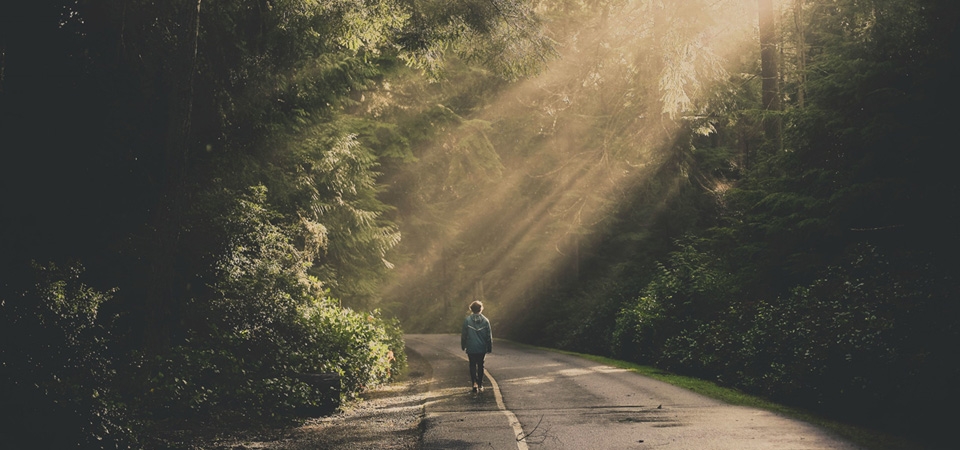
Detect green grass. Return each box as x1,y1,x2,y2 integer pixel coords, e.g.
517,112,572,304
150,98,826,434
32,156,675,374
507,341,924,450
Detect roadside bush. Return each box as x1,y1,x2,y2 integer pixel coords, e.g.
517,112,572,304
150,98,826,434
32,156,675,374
298,300,405,396
613,294,664,363
613,240,733,365
731,244,959,431
0,262,134,448
619,241,958,439
133,185,406,424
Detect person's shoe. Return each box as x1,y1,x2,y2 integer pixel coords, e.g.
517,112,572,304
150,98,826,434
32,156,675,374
478,386,484,393
472,383,478,392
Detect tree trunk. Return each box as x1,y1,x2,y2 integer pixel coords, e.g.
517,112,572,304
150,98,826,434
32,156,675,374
0,43,6,94
144,0,203,351
793,0,806,108
759,0,780,139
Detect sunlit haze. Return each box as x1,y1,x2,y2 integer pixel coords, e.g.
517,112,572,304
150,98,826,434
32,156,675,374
380,0,761,334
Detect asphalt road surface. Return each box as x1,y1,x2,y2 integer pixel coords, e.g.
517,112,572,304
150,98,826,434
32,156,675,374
406,334,863,450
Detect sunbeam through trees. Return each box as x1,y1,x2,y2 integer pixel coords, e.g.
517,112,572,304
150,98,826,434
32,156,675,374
2,0,958,448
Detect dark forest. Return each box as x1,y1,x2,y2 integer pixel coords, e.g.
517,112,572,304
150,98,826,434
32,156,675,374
2,1,958,448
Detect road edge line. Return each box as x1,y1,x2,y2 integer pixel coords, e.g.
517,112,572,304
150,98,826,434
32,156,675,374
484,369,529,450
419,335,528,450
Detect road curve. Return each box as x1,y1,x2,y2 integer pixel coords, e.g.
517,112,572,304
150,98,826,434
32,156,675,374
406,334,863,450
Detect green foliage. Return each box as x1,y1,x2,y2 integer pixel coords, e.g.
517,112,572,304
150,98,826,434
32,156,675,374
135,301,405,423
611,240,959,439
6,0,959,446
450,2,957,446
264,129,402,308
379,0,750,334
396,0,555,80
130,186,405,423
600,2,960,444
5,0,550,441
298,301,406,395
0,263,134,448
613,240,733,364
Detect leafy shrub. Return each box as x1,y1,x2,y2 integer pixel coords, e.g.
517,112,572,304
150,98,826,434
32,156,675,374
613,294,664,363
133,185,406,424
0,263,134,448
613,239,732,365
731,244,959,429
297,300,405,396
619,241,958,438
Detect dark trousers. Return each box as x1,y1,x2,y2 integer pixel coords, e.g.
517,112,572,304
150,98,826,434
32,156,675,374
467,352,486,385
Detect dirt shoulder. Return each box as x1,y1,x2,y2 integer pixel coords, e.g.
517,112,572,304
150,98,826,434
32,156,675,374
196,346,432,450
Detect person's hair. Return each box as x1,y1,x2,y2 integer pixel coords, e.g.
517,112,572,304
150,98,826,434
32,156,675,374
469,301,483,314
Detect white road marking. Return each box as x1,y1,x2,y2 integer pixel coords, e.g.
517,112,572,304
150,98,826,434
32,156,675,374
486,370,529,450
453,351,529,450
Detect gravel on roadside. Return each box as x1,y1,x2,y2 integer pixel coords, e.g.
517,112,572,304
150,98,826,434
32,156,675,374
205,346,431,450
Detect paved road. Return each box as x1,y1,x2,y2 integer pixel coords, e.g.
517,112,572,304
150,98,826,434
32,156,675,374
405,334,863,450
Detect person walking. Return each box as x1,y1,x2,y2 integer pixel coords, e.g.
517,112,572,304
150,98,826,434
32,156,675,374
461,300,492,392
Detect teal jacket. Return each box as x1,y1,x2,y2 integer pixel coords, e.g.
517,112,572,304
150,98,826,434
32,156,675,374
461,313,492,354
